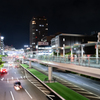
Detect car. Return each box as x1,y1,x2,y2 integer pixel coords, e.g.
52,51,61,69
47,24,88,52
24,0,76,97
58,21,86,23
0,68,7,74
14,81,22,90
14,66,18,68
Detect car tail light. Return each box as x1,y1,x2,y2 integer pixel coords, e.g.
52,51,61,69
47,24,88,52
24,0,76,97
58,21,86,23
1,69,7,72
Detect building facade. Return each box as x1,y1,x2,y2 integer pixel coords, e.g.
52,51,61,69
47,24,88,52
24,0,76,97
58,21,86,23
51,33,97,55
30,16,48,51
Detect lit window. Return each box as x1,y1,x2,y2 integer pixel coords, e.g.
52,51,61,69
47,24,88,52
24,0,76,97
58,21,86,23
42,35,44,36
32,21,36,24
45,28,48,30
39,24,41,27
32,43,35,44
44,19,46,20
32,32,35,34
41,39,43,41
63,38,65,41
63,44,65,47
42,25,44,27
46,23,48,25
36,29,38,31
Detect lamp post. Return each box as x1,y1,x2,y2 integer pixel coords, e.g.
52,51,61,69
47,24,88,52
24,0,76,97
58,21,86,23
1,36,4,55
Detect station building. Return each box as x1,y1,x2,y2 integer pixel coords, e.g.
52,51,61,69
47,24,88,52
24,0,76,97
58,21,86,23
51,33,97,56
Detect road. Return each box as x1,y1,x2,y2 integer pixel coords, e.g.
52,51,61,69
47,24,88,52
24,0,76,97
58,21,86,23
28,61,100,96
0,58,49,100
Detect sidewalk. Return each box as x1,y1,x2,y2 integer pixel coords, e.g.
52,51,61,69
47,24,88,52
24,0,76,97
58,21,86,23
30,59,100,79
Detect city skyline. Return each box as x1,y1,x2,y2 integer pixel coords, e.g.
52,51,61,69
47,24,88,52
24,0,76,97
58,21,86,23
0,0,100,48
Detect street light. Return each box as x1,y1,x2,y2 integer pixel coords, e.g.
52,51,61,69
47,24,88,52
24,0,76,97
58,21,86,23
0,36,4,55
1,36,4,40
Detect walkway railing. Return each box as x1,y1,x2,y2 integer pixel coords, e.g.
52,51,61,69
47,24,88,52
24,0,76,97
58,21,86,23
36,55,100,69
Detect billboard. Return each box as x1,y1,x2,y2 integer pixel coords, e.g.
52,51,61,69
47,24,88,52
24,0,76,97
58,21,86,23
38,42,49,46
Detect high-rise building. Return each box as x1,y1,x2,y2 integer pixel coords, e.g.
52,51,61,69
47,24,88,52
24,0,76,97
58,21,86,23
30,16,48,51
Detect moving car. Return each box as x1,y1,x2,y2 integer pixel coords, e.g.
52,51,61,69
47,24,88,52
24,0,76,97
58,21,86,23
0,68,7,74
14,81,22,90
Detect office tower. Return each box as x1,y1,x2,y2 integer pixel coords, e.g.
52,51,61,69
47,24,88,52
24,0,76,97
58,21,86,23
30,16,48,51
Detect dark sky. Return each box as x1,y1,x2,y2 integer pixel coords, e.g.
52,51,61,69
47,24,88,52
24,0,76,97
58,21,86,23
0,0,100,49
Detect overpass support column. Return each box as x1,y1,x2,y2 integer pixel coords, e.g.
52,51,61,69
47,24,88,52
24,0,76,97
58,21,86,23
71,46,73,62
57,48,59,57
96,43,98,64
71,47,73,57
81,45,83,58
48,66,52,82
29,60,31,68
81,45,83,63
63,46,65,57
22,58,24,64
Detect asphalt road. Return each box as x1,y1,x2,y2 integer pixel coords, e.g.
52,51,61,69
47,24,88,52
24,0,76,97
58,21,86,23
29,61,100,96
0,58,49,100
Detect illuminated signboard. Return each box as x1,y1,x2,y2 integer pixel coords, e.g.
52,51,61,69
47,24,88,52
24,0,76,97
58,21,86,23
38,42,48,46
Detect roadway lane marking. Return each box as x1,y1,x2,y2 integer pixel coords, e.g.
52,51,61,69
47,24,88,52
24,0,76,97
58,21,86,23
1,78,4,81
12,77,13,80
10,91,15,100
59,74,68,78
17,78,19,81
24,89,32,99
83,83,100,91
92,83,100,87
7,78,9,83
67,74,75,78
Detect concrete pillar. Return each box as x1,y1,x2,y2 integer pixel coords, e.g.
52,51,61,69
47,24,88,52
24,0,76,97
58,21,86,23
22,58,24,64
81,45,83,58
71,47,73,57
81,45,83,64
96,43,98,64
57,48,59,57
52,49,54,56
48,66,52,82
29,60,31,68
63,46,65,57
18,59,20,67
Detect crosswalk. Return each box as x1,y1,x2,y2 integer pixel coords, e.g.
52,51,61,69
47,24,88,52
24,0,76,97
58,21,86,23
0,76,26,82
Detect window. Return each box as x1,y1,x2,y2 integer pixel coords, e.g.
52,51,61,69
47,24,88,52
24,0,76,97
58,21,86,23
63,44,65,47
42,25,44,27
63,38,65,41
32,32,35,34
46,23,48,25
82,39,84,42
41,39,43,41
32,21,36,24
32,43,35,44
36,29,38,31
45,28,48,30
39,24,41,27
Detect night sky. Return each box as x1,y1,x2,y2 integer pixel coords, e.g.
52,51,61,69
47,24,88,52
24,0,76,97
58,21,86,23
0,0,100,49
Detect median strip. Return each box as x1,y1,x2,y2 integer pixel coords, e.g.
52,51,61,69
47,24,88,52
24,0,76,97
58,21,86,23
21,64,89,100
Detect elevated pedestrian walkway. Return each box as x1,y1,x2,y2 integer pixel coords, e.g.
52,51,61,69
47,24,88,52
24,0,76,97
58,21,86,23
29,59,100,79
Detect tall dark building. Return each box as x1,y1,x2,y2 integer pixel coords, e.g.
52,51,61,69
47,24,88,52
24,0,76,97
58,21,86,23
30,16,48,51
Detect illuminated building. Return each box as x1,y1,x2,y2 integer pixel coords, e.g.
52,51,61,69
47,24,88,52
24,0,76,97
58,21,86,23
30,16,48,51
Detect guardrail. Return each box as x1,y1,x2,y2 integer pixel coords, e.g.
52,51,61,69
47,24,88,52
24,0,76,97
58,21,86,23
20,64,65,100
37,56,100,68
